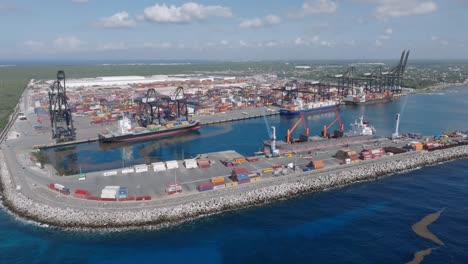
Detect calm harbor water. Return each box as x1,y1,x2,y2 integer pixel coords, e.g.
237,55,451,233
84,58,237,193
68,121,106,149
1,87,467,263
44,88,468,175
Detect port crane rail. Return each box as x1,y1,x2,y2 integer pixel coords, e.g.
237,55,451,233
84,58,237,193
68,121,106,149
48,70,76,143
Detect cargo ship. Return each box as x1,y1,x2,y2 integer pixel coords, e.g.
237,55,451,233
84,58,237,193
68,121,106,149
343,92,392,106
98,115,201,143
264,116,375,154
280,99,339,115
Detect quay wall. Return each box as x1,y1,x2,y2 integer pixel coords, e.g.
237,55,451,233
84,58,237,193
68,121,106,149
1,143,468,232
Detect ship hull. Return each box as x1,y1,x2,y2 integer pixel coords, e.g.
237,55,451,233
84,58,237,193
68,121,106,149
279,105,339,115
99,122,201,143
344,97,392,106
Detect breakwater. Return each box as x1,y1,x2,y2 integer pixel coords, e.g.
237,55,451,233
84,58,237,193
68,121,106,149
1,145,468,232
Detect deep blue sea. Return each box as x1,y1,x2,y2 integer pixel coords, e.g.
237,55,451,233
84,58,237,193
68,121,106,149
2,87,468,263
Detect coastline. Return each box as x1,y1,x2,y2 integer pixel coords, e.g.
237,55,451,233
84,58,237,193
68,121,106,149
410,80,467,93
1,144,468,232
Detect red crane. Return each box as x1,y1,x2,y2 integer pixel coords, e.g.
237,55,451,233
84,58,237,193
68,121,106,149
286,113,309,143
322,109,344,138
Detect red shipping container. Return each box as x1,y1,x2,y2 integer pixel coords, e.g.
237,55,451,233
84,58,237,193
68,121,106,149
198,182,214,190
233,168,248,175
74,189,90,196
246,157,259,162
119,197,135,201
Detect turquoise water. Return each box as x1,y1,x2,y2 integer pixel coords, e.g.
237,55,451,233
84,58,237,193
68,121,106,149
2,87,468,263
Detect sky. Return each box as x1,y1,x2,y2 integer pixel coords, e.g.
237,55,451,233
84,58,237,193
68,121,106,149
0,0,467,61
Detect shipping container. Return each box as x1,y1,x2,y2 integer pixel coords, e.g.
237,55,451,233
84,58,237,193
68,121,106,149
238,179,251,184
213,185,226,190
211,176,225,184
74,189,90,196
311,160,325,169
234,157,246,163
225,182,238,187
184,159,198,169
198,182,214,192
250,177,262,183
246,156,259,162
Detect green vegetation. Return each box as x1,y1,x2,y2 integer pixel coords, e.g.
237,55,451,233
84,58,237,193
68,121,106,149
31,151,50,169
1,61,467,130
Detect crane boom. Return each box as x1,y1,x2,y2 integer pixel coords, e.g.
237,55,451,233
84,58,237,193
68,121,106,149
286,113,309,143
322,109,344,138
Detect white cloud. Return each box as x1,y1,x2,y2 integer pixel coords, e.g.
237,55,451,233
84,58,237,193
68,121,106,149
96,12,136,28
299,0,337,16
294,35,320,46
378,27,393,41
320,40,335,47
97,42,128,51
220,40,229,45
72,0,89,4
345,39,357,46
143,42,173,49
143,2,232,23
20,40,45,49
265,41,279,47
239,15,281,28
431,36,449,46
53,36,83,51
239,40,249,47
375,39,383,46
361,0,437,19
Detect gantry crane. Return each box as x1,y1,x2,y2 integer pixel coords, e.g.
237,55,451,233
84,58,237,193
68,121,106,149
285,113,310,143
48,70,76,143
322,109,344,138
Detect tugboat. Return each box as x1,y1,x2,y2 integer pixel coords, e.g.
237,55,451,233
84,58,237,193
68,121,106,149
345,116,376,136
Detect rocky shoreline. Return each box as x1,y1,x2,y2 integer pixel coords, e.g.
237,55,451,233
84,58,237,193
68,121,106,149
1,145,468,232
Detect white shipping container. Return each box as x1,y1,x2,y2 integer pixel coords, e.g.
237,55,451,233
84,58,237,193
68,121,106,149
165,160,179,169
100,193,116,199
122,168,134,174
54,183,65,190
152,162,166,172
213,185,226,190
103,170,118,176
184,159,198,169
135,165,148,173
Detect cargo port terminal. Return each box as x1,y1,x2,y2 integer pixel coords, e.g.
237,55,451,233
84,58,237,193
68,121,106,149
2,54,468,230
